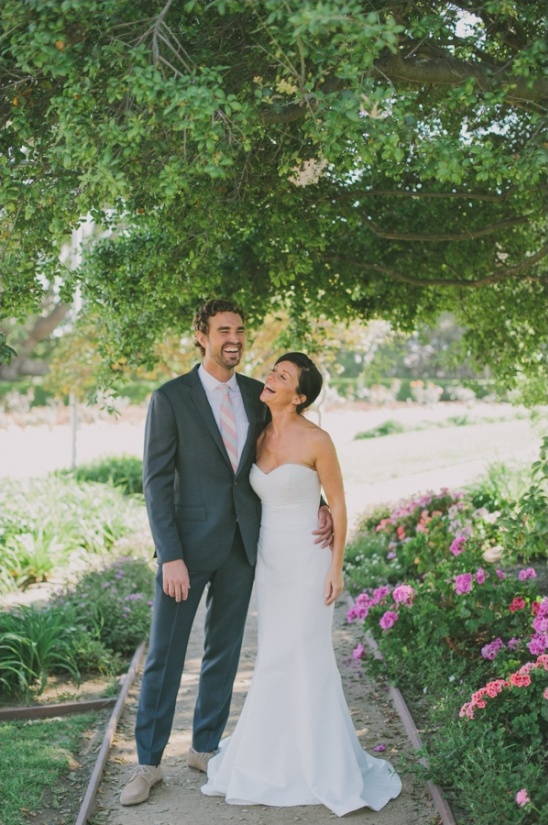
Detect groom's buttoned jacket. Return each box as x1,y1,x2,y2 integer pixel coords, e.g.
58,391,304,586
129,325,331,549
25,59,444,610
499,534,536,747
143,364,267,571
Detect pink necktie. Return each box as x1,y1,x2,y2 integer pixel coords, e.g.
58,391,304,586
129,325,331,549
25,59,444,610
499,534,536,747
219,384,238,472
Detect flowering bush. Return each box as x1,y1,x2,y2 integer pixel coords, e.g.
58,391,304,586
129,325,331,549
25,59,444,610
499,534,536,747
346,450,548,823
427,652,548,823
52,557,154,657
349,556,542,689
459,654,548,739
343,489,493,592
372,488,503,579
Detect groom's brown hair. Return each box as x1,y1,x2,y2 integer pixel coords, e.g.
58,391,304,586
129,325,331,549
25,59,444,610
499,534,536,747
193,298,246,357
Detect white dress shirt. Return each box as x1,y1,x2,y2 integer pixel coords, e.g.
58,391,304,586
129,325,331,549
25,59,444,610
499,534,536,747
198,364,249,464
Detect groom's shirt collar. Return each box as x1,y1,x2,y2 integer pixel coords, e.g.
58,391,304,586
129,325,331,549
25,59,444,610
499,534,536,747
198,364,239,393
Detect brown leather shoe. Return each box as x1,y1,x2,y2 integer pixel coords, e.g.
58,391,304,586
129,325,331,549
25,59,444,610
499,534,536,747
120,764,163,806
187,747,218,773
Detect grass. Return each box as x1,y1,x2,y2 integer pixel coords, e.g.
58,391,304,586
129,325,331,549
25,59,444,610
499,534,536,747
0,712,102,825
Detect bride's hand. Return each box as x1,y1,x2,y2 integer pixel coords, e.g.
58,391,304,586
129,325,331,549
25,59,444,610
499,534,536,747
325,566,344,605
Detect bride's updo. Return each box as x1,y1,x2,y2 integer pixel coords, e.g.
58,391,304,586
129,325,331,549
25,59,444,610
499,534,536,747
274,352,323,414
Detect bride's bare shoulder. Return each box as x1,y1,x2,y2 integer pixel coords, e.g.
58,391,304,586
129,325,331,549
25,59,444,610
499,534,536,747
300,418,334,445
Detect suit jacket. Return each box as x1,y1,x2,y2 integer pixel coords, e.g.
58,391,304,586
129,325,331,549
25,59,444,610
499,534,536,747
143,364,268,571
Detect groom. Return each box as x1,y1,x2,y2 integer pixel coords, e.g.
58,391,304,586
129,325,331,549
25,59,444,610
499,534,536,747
121,298,333,805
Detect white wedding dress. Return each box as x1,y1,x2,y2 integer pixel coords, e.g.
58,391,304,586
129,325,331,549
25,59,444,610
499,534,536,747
201,463,402,817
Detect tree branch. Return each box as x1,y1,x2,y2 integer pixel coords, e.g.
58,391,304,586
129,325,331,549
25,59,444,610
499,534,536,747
17,303,71,357
337,187,527,203
261,49,548,124
374,52,548,104
0,357,49,380
363,215,530,242
326,243,548,288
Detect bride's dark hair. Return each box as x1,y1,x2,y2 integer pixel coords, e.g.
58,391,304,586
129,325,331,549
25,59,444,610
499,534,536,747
274,352,323,414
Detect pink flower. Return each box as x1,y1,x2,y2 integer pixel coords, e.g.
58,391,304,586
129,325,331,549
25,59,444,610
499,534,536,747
519,567,536,580
485,680,507,698
515,789,530,807
387,551,397,560
533,617,548,633
509,672,531,687
528,635,548,656
496,568,505,579
373,585,392,603
353,643,365,660
450,536,466,556
481,638,504,660
347,604,369,622
475,567,486,584
373,743,386,752
392,584,416,606
538,598,548,616
509,597,526,612
379,611,399,630
454,573,473,595
543,688,548,700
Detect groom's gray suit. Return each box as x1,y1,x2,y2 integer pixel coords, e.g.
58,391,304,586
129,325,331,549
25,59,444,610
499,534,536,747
136,364,267,766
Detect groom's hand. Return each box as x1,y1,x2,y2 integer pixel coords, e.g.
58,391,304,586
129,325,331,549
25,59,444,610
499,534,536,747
162,558,191,602
313,504,334,548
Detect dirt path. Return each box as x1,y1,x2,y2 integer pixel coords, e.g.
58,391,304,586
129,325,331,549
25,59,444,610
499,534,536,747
91,591,438,825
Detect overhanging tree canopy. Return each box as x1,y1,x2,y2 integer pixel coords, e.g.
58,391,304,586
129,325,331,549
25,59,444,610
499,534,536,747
1,0,547,389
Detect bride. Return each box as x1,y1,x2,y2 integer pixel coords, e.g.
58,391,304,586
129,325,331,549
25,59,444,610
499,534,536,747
201,352,402,816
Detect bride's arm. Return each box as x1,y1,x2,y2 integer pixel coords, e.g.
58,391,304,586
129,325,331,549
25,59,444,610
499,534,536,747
315,433,347,605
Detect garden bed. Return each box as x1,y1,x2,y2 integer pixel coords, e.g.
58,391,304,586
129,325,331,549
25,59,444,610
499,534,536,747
345,437,548,824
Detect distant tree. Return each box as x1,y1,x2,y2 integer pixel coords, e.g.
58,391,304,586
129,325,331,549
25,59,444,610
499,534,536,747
1,1,546,396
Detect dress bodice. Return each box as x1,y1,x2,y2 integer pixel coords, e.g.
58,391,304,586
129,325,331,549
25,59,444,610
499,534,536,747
250,463,321,533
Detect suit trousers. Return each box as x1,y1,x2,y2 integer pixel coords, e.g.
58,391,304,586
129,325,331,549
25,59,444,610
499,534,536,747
135,528,255,765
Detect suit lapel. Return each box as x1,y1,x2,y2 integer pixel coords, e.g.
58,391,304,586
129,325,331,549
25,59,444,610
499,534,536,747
237,374,266,476
187,366,266,476
187,367,230,465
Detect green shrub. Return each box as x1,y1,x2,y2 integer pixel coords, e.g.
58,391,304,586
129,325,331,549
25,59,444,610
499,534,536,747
499,436,548,565
343,532,403,594
0,605,80,697
354,419,406,439
466,459,535,512
0,476,146,594
58,454,144,495
0,558,154,699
